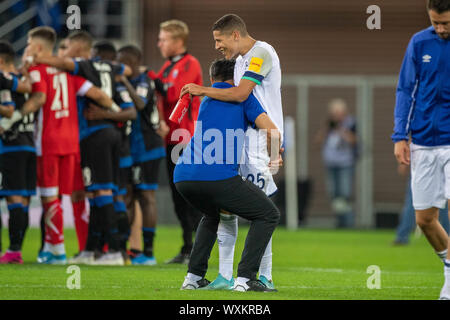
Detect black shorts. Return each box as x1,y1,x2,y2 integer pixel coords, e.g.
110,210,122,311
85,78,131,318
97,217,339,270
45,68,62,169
132,158,162,191
80,127,121,192
0,151,36,197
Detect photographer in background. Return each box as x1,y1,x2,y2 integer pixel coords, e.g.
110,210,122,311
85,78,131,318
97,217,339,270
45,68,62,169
315,98,358,228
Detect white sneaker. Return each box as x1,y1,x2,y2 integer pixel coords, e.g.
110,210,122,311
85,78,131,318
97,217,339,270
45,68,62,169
232,279,249,292
180,277,211,290
68,251,95,265
91,252,124,266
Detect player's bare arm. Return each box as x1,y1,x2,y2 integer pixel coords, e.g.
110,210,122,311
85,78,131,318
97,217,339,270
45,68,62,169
254,112,283,169
394,140,410,165
118,75,145,111
122,65,133,77
34,55,76,72
21,91,46,115
84,86,115,110
0,92,45,132
155,94,169,139
0,105,14,118
15,78,32,94
181,78,256,103
85,103,136,122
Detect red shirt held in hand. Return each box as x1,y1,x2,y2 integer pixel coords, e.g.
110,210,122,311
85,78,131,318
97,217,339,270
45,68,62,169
154,53,202,145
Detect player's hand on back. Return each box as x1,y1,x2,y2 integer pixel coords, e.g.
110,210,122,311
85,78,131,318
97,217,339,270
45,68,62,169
394,140,410,165
84,103,109,121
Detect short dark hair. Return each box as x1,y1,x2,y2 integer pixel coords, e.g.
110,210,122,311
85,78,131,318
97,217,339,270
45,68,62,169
0,40,15,64
93,40,117,60
209,58,235,82
28,26,56,48
118,45,142,62
428,0,450,13
212,14,248,36
67,30,93,49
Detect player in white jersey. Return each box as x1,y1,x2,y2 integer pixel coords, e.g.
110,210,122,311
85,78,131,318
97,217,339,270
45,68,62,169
181,14,283,290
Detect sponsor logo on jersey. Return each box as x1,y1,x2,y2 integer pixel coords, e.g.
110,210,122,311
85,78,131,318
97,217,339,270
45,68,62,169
422,54,432,63
248,57,263,73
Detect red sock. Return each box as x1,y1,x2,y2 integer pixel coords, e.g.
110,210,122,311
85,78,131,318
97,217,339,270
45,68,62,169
72,199,89,251
43,199,64,245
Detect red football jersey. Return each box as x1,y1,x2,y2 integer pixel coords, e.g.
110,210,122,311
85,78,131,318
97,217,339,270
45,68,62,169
29,64,91,156
155,53,203,145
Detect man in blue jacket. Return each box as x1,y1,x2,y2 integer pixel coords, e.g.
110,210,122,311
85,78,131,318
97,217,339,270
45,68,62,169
392,0,450,300
175,58,281,292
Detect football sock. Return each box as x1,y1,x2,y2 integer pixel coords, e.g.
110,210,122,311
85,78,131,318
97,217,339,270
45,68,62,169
440,259,450,298
142,227,155,257
217,213,238,281
96,195,119,252
114,201,130,252
43,199,64,246
7,203,27,252
437,249,448,262
39,208,45,252
72,199,89,252
85,198,101,252
258,237,273,281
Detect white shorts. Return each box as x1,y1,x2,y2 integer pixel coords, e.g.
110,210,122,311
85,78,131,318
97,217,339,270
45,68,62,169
410,143,450,210
239,126,277,196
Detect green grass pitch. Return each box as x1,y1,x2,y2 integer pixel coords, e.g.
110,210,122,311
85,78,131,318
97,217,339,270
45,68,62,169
0,225,445,300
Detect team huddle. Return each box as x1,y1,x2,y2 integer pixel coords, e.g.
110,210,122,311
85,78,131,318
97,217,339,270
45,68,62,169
0,26,167,267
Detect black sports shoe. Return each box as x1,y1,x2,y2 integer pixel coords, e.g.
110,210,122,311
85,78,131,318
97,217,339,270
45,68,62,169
165,252,190,264
181,277,211,290
233,279,278,292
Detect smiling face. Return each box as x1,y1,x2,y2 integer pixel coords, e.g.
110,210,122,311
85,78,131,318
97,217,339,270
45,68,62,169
429,9,450,39
213,30,240,59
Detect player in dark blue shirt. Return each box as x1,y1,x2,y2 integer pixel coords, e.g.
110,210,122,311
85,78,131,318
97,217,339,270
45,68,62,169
0,41,35,264
116,45,167,265
175,59,281,292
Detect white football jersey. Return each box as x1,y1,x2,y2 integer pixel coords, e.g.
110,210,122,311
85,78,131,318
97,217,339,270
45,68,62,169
235,41,284,196
234,40,284,142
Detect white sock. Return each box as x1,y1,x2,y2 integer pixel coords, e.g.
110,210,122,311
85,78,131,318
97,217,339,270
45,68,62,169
186,273,202,282
258,237,273,281
436,249,448,262
51,243,66,255
236,277,250,287
440,260,450,299
217,214,238,281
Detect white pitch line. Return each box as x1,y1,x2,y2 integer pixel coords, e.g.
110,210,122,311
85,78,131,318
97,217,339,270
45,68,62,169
278,266,441,276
